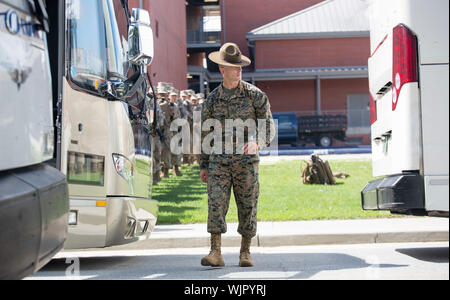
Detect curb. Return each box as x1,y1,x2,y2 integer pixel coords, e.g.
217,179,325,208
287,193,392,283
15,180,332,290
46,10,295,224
70,218,449,252
259,146,372,156
137,231,449,250
257,231,449,247
107,219,449,251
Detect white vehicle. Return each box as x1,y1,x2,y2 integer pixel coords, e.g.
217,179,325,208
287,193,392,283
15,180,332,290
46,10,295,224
361,0,449,217
0,0,68,279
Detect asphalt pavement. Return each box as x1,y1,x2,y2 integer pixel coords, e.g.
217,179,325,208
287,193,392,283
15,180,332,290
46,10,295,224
35,242,449,280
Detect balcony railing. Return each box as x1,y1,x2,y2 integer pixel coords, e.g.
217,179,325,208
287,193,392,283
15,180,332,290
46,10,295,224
187,29,221,46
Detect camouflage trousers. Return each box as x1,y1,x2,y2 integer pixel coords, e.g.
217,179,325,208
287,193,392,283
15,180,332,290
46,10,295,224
151,136,161,173
171,136,182,167
160,126,172,169
207,158,260,238
151,127,172,173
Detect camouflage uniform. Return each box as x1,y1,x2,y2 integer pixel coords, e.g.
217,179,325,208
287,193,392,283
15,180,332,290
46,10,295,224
157,87,173,172
180,91,194,165
150,100,165,183
200,80,275,238
191,96,202,164
168,90,182,172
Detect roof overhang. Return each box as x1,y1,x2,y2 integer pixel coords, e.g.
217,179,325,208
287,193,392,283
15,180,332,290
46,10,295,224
188,65,368,83
248,66,368,81
246,31,369,42
187,42,221,49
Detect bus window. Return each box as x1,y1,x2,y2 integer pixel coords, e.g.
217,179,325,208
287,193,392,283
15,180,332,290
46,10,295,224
67,0,106,94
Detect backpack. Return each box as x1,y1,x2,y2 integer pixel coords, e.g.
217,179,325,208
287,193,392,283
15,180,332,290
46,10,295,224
301,154,336,185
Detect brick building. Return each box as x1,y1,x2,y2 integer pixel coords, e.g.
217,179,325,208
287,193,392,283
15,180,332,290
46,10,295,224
114,0,188,91
187,0,372,144
117,0,371,144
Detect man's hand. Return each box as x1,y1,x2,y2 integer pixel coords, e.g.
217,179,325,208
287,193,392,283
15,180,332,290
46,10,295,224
243,141,259,155
200,169,208,183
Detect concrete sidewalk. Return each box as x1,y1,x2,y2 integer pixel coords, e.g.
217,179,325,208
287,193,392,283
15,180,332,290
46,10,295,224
259,145,372,157
109,217,449,250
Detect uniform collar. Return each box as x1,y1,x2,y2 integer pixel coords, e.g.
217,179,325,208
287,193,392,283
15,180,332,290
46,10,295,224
218,81,245,98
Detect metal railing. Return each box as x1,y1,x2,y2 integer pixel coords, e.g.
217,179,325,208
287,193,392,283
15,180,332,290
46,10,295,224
187,29,220,45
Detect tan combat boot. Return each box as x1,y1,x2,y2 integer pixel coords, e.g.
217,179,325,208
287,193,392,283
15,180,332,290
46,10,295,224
201,233,225,267
174,165,183,177
163,168,169,178
239,237,254,267
152,171,160,186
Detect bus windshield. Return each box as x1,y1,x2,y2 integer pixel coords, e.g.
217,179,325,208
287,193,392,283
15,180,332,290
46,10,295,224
67,0,126,95
67,0,107,93
103,0,126,80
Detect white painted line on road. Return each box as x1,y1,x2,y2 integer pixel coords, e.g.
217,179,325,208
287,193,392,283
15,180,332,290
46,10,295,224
220,271,300,279
143,273,167,279
25,275,97,280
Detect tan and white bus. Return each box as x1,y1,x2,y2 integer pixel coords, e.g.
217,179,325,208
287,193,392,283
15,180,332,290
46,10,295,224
53,0,158,248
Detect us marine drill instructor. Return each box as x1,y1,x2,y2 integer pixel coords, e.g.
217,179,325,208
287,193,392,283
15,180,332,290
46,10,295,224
200,43,275,267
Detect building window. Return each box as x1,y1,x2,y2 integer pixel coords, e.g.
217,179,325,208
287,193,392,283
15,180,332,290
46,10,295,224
203,6,221,32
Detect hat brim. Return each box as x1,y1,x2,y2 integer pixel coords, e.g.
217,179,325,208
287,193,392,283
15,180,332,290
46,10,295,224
208,51,251,67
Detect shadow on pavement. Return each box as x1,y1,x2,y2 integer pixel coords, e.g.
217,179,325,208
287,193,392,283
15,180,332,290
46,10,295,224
396,247,449,263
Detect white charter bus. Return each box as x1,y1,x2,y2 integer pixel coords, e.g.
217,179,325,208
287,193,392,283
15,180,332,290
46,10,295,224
0,0,69,279
361,0,449,217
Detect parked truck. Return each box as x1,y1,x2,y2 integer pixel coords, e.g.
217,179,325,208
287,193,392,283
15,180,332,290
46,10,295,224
273,112,347,148
1,0,158,279
361,0,449,217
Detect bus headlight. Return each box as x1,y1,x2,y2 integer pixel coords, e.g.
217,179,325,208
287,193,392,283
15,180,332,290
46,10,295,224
112,154,134,181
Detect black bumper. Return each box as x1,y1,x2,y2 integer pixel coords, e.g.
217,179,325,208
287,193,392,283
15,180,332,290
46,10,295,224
0,164,69,280
361,173,425,214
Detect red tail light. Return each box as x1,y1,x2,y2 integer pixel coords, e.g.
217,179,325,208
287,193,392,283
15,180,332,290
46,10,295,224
369,93,377,125
392,24,418,111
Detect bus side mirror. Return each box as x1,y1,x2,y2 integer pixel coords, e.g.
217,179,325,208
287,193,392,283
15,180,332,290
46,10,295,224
128,8,154,67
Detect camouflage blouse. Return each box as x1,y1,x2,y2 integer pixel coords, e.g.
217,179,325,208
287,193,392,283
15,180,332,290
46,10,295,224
199,80,275,170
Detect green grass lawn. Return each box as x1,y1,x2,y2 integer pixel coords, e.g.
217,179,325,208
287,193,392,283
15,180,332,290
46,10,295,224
152,159,393,225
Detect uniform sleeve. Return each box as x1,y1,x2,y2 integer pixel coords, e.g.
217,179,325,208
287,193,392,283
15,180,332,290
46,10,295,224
174,104,181,120
156,103,165,129
199,97,213,170
253,92,276,150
